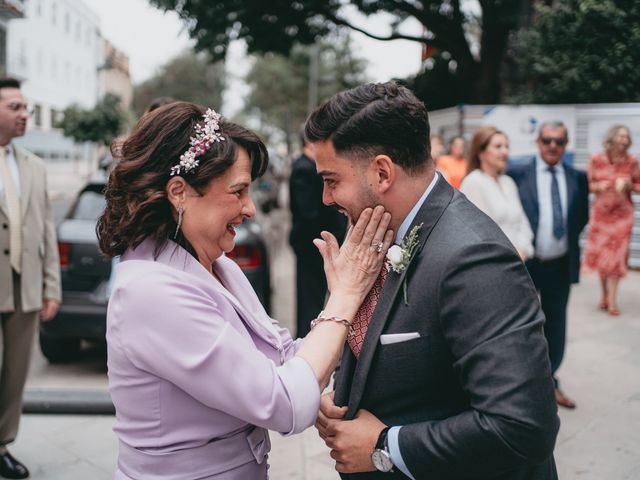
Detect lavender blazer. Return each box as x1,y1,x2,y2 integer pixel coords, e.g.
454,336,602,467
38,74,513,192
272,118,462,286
107,238,320,479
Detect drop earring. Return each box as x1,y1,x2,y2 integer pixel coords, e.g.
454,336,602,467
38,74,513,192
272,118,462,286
174,205,183,239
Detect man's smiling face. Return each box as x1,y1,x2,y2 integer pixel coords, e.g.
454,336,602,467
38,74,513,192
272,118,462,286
312,140,380,226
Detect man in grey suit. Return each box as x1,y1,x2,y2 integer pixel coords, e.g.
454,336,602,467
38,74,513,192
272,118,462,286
0,78,61,479
306,82,560,479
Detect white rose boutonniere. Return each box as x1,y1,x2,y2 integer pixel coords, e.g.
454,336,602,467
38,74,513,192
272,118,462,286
386,245,404,272
386,223,423,305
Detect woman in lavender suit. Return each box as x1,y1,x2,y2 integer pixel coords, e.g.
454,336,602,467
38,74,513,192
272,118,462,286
96,102,393,479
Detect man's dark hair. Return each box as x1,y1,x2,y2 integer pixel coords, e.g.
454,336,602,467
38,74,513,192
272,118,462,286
0,77,22,91
304,81,431,172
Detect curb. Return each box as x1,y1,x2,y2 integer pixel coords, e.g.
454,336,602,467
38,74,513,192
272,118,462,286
23,388,114,415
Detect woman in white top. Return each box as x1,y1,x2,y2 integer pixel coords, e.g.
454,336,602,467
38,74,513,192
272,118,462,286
460,126,534,260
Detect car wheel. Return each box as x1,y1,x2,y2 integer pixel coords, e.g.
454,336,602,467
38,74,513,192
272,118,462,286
39,332,82,363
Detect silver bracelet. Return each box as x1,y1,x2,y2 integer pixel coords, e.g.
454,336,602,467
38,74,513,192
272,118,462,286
310,310,354,336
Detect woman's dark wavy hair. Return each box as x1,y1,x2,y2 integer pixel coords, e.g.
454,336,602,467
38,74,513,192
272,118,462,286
97,101,268,259
304,81,431,172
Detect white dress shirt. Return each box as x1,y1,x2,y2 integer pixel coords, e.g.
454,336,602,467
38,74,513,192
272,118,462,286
535,156,568,260
0,144,22,200
460,169,534,259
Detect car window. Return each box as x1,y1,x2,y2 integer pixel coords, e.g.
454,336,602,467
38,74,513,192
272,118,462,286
71,190,106,220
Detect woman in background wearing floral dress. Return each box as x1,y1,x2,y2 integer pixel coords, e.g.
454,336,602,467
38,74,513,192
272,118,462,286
583,125,640,316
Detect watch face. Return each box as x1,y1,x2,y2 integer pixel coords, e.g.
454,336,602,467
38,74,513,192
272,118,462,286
371,449,394,472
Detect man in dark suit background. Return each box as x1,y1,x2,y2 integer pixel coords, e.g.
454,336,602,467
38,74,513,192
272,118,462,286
306,82,559,479
508,122,589,409
289,136,346,337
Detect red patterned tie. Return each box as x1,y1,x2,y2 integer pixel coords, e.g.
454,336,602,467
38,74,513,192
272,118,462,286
348,264,389,358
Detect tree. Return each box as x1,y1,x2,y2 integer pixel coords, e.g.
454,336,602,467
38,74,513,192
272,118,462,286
244,33,368,153
132,50,225,116
58,94,127,145
149,0,527,104
514,0,640,103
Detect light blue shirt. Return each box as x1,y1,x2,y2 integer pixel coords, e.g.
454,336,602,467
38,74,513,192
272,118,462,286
385,172,439,480
534,156,568,260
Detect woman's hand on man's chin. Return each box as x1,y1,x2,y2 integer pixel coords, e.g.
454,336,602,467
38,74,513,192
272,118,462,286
314,205,393,300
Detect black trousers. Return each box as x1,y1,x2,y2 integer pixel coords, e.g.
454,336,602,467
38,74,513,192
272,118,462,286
294,247,327,338
526,255,571,387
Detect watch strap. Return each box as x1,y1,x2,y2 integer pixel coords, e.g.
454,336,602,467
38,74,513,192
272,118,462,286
376,426,391,451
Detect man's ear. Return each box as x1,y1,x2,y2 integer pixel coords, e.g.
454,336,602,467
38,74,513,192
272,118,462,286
371,154,395,194
166,177,187,209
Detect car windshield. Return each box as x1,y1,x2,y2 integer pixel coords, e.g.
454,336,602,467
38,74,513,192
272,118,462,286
71,190,106,220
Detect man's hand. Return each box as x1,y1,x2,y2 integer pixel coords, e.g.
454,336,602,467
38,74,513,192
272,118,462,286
40,298,59,322
325,409,386,474
315,391,347,441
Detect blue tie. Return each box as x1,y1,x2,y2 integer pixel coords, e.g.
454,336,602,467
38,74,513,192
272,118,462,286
548,166,565,239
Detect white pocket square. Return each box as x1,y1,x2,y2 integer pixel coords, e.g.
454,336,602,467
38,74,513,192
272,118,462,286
380,332,421,345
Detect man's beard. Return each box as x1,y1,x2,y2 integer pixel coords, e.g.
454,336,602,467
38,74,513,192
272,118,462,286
338,182,380,226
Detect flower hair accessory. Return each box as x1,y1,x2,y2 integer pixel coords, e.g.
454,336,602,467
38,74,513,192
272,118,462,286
170,108,224,176
386,222,423,305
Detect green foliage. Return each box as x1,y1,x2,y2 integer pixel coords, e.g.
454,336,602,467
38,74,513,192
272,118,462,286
244,33,368,151
515,0,640,103
132,50,225,116
149,0,529,103
58,94,126,145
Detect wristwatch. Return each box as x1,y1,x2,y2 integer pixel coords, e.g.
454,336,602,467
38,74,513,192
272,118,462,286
371,426,394,473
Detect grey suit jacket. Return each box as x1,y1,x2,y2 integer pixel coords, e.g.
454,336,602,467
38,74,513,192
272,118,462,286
0,145,61,313
335,177,560,480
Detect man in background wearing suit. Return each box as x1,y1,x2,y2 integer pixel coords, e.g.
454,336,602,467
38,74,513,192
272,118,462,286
289,136,346,337
508,122,589,410
0,78,61,479
307,82,559,479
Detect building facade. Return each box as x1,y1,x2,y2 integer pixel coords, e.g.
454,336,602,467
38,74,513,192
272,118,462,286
103,38,132,109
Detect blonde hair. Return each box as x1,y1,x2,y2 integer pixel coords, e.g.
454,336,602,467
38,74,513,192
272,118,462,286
603,124,632,153
467,125,505,174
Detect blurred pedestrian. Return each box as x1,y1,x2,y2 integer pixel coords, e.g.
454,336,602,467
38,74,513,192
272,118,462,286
0,77,61,479
430,134,444,162
289,135,347,337
97,102,393,479
436,135,466,188
508,121,589,409
460,126,533,260
582,125,640,316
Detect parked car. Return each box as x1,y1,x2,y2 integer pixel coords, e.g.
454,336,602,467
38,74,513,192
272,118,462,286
40,176,272,363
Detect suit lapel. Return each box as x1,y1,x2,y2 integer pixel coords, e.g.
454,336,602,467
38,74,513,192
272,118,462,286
345,175,454,418
15,147,33,218
564,164,577,230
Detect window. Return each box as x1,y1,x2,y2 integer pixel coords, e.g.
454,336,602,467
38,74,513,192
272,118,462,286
64,12,70,34
72,190,107,221
51,2,56,26
34,104,42,127
51,56,57,79
75,20,81,42
51,108,63,128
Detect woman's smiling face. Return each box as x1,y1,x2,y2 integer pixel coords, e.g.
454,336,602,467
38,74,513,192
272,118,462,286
180,147,256,269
